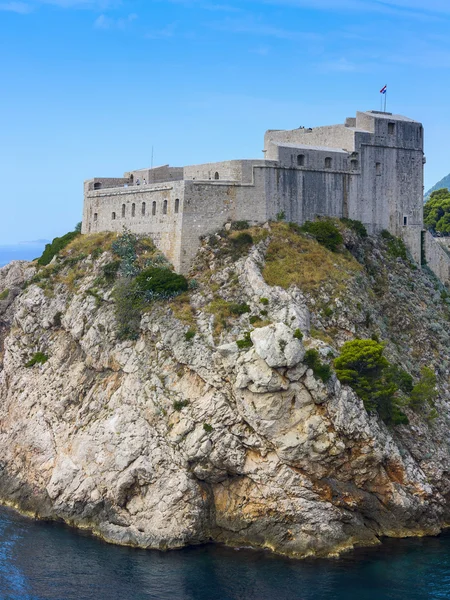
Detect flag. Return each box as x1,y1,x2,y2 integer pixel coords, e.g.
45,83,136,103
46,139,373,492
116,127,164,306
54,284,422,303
380,85,387,94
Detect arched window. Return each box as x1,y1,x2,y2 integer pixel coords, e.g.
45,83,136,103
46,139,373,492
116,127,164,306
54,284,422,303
129,174,134,185
163,199,168,215
142,202,146,216
325,157,332,169
175,198,180,214
214,172,219,180
94,182,102,190
350,159,358,170
132,203,136,217
297,154,305,167
122,204,126,218
112,212,116,220
152,201,156,216
94,213,98,222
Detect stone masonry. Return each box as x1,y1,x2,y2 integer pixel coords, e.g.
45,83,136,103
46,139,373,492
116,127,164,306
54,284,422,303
82,110,449,284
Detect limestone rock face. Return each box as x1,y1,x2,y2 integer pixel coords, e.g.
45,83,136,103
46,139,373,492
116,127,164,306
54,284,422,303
0,237,450,560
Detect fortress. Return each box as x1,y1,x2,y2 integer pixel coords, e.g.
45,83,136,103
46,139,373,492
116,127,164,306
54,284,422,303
82,110,450,285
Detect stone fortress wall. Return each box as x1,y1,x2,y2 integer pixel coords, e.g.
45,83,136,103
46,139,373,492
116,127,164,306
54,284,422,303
82,110,450,285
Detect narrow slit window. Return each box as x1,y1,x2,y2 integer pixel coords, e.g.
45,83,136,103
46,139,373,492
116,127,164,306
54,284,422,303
350,159,358,170
122,204,126,218
152,201,156,216
376,162,381,175
297,154,305,167
175,198,180,213
112,212,116,220
163,199,168,215
214,172,219,180
94,213,98,222
388,122,395,135
325,157,332,169
142,202,146,216
403,216,408,226
132,203,136,217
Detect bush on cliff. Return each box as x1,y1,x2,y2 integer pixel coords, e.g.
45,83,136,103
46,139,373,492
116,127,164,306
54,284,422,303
37,228,81,266
424,188,450,235
301,220,343,252
334,339,408,425
135,267,188,299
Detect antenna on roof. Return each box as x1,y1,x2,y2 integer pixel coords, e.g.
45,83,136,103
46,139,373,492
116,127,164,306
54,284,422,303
151,146,154,169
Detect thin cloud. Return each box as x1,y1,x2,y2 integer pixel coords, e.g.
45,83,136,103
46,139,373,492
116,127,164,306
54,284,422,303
0,2,32,12
318,57,361,72
94,12,137,29
211,16,321,41
145,22,178,39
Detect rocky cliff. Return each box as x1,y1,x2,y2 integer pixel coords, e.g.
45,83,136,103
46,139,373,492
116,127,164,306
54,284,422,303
0,222,450,559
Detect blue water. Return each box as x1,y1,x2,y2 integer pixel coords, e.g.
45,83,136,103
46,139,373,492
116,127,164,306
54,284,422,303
0,244,47,268
0,506,449,599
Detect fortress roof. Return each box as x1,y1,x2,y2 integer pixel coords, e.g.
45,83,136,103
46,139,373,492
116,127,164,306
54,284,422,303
362,110,419,123
273,142,348,153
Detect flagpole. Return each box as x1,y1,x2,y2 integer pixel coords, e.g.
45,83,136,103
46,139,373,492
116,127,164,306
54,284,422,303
384,87,387,113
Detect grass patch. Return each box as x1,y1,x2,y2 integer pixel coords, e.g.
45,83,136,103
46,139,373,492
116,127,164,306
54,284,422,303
169,292,196,327
25,352,49,367
173,400,189,411
61,231,117,259
263,222,361,293
0,289,9,301
236,332,253,350
185,329,196,341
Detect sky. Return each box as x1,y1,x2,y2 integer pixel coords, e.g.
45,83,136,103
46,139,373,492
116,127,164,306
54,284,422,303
1,0,450,243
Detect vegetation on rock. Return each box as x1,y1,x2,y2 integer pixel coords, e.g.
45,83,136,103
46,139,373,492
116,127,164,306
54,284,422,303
424,188,450,235
304,349,332,383
25,352,49,367
300,220,343,252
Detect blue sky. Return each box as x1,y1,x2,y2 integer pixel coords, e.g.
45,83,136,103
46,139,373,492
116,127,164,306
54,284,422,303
1,0,450,243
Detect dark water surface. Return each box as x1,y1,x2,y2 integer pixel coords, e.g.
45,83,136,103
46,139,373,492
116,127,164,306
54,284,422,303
0,506,450,600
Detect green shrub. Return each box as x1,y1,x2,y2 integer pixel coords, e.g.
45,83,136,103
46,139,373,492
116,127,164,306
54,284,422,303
387,364,413,394
135,267,188,299
276,210,286,221
103,260,121,282
25,352,49,368
409,366,437,410
37,230,80,266
236,332,253,350
203,423,213,433
340,218,368,238
288,222,302,235
185,329,196,341
0,288,9,301
229,303,251,316
232,220,249,230
324,306,333,317
304,349,332,383
260,297,269,306
53,312,63,328
112,278,142,340
294,328,303,340
334,339,407,425
249,315,260,324
301,220,343,252
231,233,253,250
173,400,189,411
112,229,139,277
380,230,408,260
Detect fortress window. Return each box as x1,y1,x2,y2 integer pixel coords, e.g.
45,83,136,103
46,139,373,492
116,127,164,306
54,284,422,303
142,202,146,216
214,172,220,180
388,122,395,135
163,200,168,215
152,201,156,216
350,159,358,170
129,174,134,185
376,162,381,175
122,204,126,218
325,157,332,169
175,198,180,213
112,212,116,220
94,213,98,222
403,216,408,226
132,203,136,217
297,154,305,167
94,182,102,190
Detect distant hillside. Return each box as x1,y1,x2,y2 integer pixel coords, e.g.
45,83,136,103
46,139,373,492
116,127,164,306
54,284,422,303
425,174,450,200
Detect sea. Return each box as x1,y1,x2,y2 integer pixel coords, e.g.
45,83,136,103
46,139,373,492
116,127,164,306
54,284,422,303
0,243,48,269
0,505,449,600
